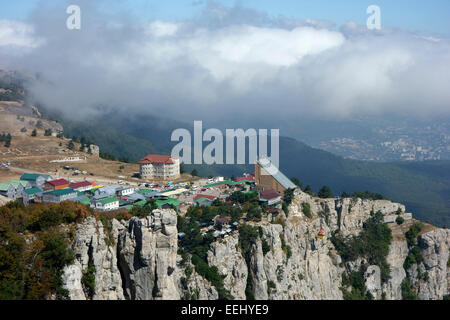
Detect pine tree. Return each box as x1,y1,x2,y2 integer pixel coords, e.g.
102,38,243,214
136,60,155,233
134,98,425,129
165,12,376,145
318,186,333,199
67,140,75,150
4,134,11,147
304,185,315,196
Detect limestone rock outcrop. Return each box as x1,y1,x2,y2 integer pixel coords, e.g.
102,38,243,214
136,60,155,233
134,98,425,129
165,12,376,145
62,216,124,300
117,210,179,300
62,191,449,301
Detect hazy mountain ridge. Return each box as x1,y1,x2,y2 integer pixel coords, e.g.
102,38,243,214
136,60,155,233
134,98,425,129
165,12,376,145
35,106,450,227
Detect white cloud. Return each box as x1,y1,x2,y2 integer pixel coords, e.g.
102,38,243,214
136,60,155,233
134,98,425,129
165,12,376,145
0,3,449,123
0,20,41,48
146,21,179,38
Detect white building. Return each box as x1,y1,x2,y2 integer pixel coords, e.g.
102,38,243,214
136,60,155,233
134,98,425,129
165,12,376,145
69,181,93,192
116,187,135,196
139,154,180,180
95,197,120,211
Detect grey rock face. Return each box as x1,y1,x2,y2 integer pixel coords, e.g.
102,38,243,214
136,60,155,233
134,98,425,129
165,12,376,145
413,229,449,300
62,216,125,300
117,210,179,300
207,233,248,300
62,261,85,300
383,240,409,300
62,191,449,300
365,265,382,299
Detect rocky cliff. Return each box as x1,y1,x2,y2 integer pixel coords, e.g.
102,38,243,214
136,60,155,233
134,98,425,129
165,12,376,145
62,191,449,300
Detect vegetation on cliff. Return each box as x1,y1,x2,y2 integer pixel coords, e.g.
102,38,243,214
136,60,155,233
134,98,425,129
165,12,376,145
0,201,133,300
331,211,393,299
177,202,237,300
0,201,88,299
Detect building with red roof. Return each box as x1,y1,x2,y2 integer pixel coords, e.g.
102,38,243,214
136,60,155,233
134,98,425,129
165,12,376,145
235,174,255,182
43,178,70,191
138,154,180,180
69,181,93,192
259,189,282,206
193,194,217,202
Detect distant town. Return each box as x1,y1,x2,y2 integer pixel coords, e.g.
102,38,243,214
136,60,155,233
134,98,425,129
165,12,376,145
317,120,450,161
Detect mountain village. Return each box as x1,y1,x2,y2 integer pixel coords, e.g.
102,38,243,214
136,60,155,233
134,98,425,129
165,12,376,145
0,147,302,239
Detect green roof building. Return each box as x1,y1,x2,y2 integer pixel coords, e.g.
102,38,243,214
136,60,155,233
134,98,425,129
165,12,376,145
42,188,78,203
24,187,42,195
204,180,233,188
20,173,50,187
155,198,183,209
95,197,120,211
0,179,31,199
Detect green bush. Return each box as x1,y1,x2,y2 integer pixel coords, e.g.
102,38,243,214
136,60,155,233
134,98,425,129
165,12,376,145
341,270,369,300
130,199,157,218
403,224,425,272
82,262,96,299
304,185,315,196
41,233,75,300
401,279,417,300
239,225,259,262
246,205,262,222
267,280,276,294
283,188,294,205
190,255,233,300
405,223,424,247
331,211,392,285
229,191,258,205
280,234,292,259
351,191,387,201
396,216,405,225
262,239,270,256
318,186,333,199
343,288,366,300
302,203,312,218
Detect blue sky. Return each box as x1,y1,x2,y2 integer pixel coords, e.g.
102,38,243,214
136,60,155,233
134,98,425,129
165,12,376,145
1,0,449,35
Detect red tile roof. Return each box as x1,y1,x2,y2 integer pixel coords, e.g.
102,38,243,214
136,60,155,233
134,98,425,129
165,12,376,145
194,194,217,201
138,154,176,164
260,189,280,200
47,179,69,186
235,175,255,182
237,174,255,182
70,181,92,189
